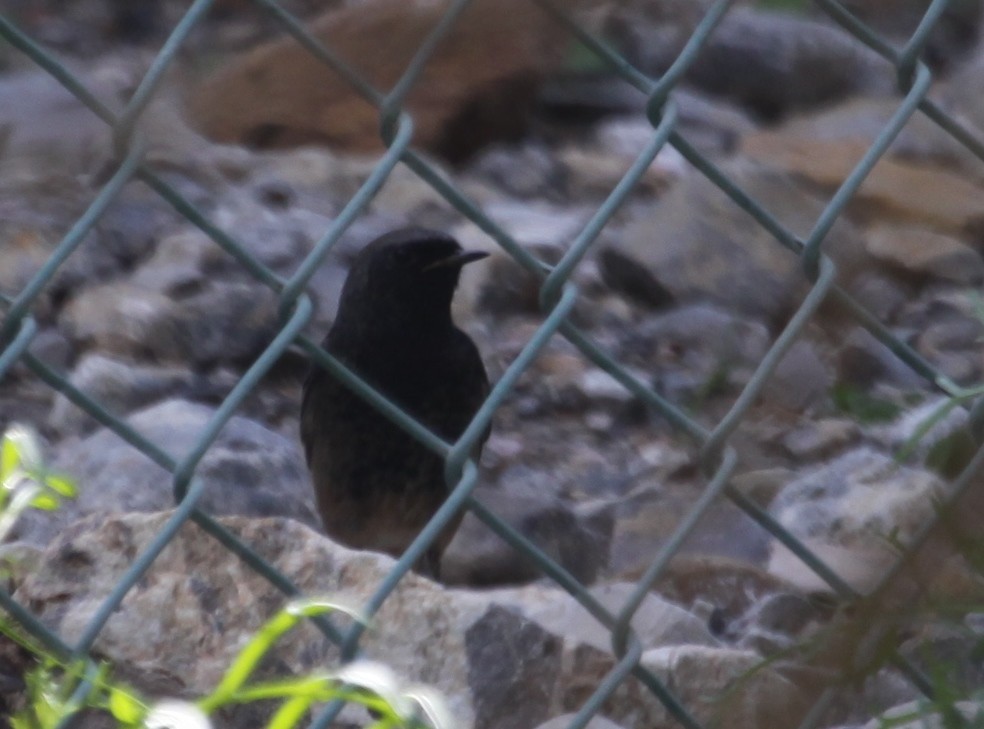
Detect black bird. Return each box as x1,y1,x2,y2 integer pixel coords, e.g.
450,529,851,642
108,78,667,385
300,228,490,579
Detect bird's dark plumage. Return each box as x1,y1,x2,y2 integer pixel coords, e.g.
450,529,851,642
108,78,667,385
300,227,490,579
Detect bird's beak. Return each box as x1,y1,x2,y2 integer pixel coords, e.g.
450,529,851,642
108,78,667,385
423,250,490,272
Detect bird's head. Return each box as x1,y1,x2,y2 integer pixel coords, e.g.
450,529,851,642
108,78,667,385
335,228,488,331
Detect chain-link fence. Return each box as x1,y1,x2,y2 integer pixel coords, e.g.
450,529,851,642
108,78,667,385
2,0,984,727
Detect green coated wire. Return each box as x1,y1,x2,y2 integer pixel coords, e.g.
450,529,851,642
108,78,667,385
2,2,984,728
702,257,838,463
0,586,74,661
541,102,679,309
0,316,37,382
611,448,738,658
112,0,216,151
279,119,414,313
71,477,211,656
171,297,313,500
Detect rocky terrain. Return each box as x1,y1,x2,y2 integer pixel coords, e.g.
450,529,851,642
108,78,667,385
2,1,984,727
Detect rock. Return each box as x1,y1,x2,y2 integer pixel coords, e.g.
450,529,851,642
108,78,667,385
840,0,982,63
770,96,984,183
59,283,186,360
648,554,795,628
730,468,794,508
899,624,984,695
913,312,984,384
847,272,912,324
761,338,834,413
606,160,871,325
187,0,567,162
634,645,808,729
455,244,556,318
59,278,280,367
626,304,771,399
598,247,675,309
13,512,797,728
10,399,318,545
465,142,564,202
176,281,280,367
865,223,983,285
442,484,613,587
781,419,860,461
767,448,946,593
130,231,211,295
0,70,114,180
858,700,984,729
679,7,892,119
870,396,971,464
740,134,984,235
836,326,928,389
610,485,772,577
48,354,195,436
24,327,73,372
595,89,755,158
558,144,679,201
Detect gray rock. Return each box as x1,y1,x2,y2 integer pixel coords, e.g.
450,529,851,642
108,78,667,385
465,605,561,729
761,338,833,413
770,448,944,548
837,326,928,389
176,281,280,367
59,278,280,367
442,484,613,587
59,283,186,360
0,70,114,180
646,303,770,361
870,396,971,467
781,419,861,461
466,142,564,202
25,327,73,372
48,354,195,436
914,312,984,384
12,399,318,545
638,644,808,728
594,90,756,158
680,7,893,118
12,512,798,729
605,160,870,325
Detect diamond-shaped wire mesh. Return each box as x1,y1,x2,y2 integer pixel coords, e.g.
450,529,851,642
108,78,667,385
2,1,984,727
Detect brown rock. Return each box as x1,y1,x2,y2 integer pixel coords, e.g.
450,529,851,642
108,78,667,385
187,0,567,162
741,134,984,234
865,223,984,284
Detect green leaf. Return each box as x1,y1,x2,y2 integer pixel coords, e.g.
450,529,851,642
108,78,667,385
0,434,20,481
3,425,42,472
28,492,60,511
42,474,77,498
107,686,145,724
267,695,316,729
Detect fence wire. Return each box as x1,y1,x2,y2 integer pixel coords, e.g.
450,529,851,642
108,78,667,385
1,0,983,728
